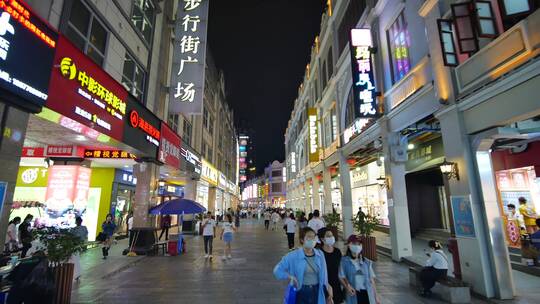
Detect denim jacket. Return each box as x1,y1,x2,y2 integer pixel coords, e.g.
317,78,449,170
340,256,376,304
273,248,329,304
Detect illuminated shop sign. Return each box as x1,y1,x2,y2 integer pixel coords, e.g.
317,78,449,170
201,159,218,185
169,0,209,114
0,0,58,111
47,36,128,141
84,149,136,159
180,144,202,175
123,95,160,157
343,118,370,145
290,152,296,173
350,29,378,120
308,108,319,163
114,169,137,185
22,147,44,157
158,122,181,168
45,165,91,219
129,110,160,146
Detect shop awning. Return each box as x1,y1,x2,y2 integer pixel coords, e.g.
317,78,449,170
148,198,206,215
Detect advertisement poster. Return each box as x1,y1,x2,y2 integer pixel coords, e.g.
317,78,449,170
451,195,476,238
44,165,92,227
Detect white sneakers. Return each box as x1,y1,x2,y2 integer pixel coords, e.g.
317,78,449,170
204,254,209,258
227,254,232,259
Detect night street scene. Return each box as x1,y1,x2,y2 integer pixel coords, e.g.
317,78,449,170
1,0,540,303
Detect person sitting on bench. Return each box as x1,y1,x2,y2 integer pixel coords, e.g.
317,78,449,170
420,240,449,297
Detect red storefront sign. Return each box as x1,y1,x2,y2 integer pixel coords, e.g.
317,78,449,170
22,147,45,157
46,36,128,141
45,165,91,217
158,122,181,168
45,145,74,157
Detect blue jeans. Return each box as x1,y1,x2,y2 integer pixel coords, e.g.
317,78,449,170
296,284,319,304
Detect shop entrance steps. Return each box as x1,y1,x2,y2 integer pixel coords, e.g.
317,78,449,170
508,246,540,277
414,228,451,242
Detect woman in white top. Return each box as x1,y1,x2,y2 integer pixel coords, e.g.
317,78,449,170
420,240,449,297
5,217,21,252
220,214,237,260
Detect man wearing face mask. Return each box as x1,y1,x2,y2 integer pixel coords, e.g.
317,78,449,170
339,235,380,304
318,228,344,304
274,227,334,304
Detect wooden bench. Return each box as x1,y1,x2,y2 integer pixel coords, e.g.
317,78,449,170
409,267,471,303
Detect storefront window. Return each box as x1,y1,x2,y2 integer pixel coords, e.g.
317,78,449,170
350,161,389,225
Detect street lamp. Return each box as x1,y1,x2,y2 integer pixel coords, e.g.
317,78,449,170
376,176,389,189
440,159,460,181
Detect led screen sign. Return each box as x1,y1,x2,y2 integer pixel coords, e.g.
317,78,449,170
0,0,58,112
47,36,128,141
84,149,136,159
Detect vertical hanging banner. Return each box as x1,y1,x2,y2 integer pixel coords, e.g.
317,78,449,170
308,108,319,163
350,29,378,119
169,0,209,115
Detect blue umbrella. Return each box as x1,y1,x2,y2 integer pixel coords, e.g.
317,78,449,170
148,198,206,215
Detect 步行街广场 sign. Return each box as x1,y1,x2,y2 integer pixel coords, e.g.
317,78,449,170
169,0,209,115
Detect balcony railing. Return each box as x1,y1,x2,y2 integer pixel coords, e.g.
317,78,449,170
455,9,540,96
385,56,433,110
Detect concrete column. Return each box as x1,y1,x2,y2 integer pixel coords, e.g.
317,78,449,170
0,105,29,245
133,162,160,228
438,107,509,298
208,186,216,213
322,167,333,214
183,180,198,201
381,118,413,261
338,150,354,238
312,174,321,213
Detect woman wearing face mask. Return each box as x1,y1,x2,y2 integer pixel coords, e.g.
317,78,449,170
318,228,343,304
274,227,334,304
339,235,379,304
419,240,448,297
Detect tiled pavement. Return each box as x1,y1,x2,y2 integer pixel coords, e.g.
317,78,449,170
72,220,496,304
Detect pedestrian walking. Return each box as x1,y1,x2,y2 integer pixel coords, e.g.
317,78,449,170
158,214,171,240
202,212,216,259
264,209,271,230
4,217,21,253
235,209,241,228
318,228,344,304
339,234,380,304
273,227,333,304
70,216,88,281
271,210,280,231
18,214,33,258
308,210,326,234
419,240,448,297
127,212,134,248
284,213,297,250
101,214,117,259
220,214,237,260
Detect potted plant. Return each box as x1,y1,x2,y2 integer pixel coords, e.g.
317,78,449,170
352,212,379,261
323,210,341,239
34,227,85,304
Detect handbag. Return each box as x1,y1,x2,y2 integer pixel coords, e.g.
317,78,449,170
283,283,297,304
96,232,107,242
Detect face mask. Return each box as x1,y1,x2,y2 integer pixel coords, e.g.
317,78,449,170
324,237,335,246
349,244,362,255
303,239,317,249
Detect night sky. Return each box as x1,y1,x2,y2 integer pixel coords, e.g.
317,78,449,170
208,0,326,173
